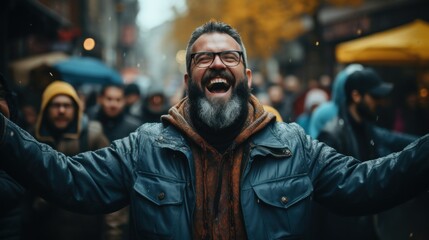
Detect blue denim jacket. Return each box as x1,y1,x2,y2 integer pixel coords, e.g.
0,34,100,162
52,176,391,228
1,117,428,240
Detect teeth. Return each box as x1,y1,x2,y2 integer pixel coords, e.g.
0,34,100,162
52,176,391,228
208,79,227,86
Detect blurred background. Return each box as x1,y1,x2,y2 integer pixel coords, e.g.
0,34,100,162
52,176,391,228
1,0,429,130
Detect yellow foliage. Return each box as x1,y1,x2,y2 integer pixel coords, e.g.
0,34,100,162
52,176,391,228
170,0,363,60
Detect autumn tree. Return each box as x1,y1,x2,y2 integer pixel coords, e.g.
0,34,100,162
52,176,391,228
171,0,362,57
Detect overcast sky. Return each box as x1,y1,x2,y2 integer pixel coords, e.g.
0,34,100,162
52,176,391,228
137,0,187,31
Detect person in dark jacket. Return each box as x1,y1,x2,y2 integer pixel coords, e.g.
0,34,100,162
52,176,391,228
1,21,429,240
124,83,143,120
314,67,422,240
0,73,26,240
87,83,141,142
139,83,170,124
87,83,141,240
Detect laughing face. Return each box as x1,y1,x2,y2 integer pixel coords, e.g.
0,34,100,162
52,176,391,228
186,33,251,103
185,32,252,130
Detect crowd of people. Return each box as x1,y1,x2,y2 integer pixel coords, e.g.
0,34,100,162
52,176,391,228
1,20,429,240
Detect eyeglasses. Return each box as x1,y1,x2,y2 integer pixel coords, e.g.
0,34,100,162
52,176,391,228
49,102,74,110
190,50,243,68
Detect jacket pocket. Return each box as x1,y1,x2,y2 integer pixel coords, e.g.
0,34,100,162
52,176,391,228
249,174,313,239
132,172,186,239
252,174,312,210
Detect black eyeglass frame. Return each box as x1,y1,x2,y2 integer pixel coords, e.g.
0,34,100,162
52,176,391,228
190,50,244,68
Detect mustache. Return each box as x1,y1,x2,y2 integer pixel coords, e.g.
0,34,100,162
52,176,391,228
201,69,235,86
52,115,71,121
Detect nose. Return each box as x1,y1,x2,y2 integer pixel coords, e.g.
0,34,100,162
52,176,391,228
57,105,67,112
210,54,226,69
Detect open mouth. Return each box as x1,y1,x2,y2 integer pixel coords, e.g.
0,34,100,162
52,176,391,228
206,79,231,93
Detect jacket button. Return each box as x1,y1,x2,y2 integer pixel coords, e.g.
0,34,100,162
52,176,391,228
158,192,165,200
281,196,288,204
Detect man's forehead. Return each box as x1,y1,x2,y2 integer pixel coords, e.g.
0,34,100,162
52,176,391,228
51,94,74,102
191,32,240,52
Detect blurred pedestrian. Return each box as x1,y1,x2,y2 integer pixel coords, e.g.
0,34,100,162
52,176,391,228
295,88,329,133
308,64,363,138
124,83,143,120
292,78,320,119
27,81,110,240
392,80,429,136
312,67,418,240
87,83,141,240
267,83,292,122
87,83,141,142
0,73,26,240
140,83,170,123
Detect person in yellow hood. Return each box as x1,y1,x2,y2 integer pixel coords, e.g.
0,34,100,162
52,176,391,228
35,81,110,152
30,80,111,240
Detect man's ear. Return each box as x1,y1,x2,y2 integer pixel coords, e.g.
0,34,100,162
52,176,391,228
351,90,362,103
184,73,189,89
246,69,252,89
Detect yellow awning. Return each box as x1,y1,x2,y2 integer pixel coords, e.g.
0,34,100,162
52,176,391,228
336,19,429,66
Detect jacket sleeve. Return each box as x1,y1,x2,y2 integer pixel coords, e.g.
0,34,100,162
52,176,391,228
0,170,25,211
298,124,429,216
0,115,134,214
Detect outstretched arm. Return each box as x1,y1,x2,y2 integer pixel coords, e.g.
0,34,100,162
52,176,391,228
290,123,429,216
0,114,133,214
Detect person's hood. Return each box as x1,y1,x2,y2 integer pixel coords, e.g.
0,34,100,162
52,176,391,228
161,94,275,151
35,81,83,142
304,88,329,112
331,64,363,107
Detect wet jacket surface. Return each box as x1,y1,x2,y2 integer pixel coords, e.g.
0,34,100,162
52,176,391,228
314,108,418,240
1,111,429,239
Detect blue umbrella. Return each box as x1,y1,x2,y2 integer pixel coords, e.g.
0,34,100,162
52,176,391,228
53,56,122,86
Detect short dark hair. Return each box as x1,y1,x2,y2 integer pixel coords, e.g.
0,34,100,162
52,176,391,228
99,83,125,96
185,21,248,74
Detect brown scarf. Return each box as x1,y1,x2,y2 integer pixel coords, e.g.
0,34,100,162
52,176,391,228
162,95,275,239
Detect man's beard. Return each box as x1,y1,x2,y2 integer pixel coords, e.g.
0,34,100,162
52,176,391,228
187,72,250,132
356,100,377,122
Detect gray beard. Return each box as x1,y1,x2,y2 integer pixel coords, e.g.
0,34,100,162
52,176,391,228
197,94,242,130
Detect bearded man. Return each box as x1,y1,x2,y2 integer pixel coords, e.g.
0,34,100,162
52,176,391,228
1,21,429,240
317,68,416,159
